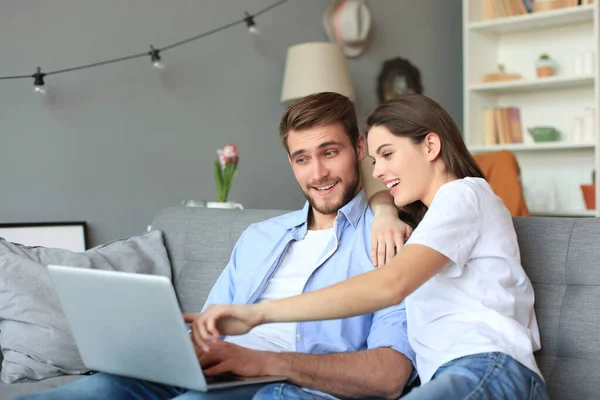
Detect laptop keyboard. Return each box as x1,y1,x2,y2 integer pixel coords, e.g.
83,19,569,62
205,373,244,384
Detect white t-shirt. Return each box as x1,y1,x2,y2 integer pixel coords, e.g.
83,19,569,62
225,228,335,352
405,177,542,384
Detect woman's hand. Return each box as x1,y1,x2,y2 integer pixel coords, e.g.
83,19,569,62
371,211,412,266
183,304,264,351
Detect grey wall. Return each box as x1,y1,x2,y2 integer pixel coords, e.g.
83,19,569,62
0,0,462,247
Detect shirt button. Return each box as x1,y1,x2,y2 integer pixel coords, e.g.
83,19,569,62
296,333,302,340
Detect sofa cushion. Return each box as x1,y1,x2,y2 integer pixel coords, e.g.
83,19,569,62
514,217,600,399
0,230,171,384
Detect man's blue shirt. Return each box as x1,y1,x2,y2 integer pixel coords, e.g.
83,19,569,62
203,190,416,388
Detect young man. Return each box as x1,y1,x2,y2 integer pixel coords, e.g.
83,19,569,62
15,92,415,400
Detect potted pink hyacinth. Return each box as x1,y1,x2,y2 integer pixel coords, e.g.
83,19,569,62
212,144,242,208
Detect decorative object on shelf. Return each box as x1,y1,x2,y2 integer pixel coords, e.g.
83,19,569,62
280,42,355,105
572,116,585,143
536,53,557,77
571,107,595,143
583,106,596,142
573,51,595,76
214,143,239,204
376,57,423,104
483,64,522,83
322,0,372,58
527,126,560,142
580,169,596,210
532,0,563,13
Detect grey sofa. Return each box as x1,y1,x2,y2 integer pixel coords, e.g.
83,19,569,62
1,206,599,399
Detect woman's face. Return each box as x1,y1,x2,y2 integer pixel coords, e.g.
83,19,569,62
368,125,436,208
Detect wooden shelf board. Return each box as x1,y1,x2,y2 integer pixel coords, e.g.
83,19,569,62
469,75,594,94
468,142,595,153
469,4,595,34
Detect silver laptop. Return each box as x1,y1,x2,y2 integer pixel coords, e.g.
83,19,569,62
47,265,286,392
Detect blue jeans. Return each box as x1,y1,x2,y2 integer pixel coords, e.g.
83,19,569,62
402,352,549,400
11,373,330,400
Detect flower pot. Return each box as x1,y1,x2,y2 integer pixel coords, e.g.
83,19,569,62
580,184,596,210
206,201,244,209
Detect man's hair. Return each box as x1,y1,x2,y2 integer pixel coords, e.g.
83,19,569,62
279,92,359,152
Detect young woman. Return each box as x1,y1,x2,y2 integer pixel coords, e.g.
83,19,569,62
188,94,549,399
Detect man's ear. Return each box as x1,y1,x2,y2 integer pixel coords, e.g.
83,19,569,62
356,136,367,162
424,132,442,161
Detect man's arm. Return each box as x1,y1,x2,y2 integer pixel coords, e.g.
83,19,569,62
263,299,416,399
266,348,412,400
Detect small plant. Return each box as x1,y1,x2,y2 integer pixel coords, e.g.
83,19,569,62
213,144,239,202
593,169,596,185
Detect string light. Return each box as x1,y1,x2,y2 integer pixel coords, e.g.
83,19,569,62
0,0,288,95
32,67,47,96
149,45,165,69
244,11,259,34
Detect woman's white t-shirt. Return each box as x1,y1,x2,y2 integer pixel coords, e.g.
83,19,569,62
405,177,542,384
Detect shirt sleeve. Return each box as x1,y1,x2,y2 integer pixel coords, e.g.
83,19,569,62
201,225,253,311
367,300,418,384
406,184,481,276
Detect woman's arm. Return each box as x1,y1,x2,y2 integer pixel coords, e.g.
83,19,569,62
369,190,397,214
259,243,448,323
190,243,450,348
369,190,412,266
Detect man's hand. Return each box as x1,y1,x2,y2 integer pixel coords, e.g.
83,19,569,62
371,208,412,267
197,339,274,377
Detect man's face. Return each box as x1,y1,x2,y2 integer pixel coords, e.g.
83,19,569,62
287,123,365,215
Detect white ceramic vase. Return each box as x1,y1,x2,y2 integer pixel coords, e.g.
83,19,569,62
205,201,244,209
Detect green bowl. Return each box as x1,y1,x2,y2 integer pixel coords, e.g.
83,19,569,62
528,127,559,142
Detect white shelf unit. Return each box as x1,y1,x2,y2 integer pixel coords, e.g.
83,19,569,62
463,1,600,218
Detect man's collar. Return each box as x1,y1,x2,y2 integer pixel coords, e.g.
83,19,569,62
287,188,368,231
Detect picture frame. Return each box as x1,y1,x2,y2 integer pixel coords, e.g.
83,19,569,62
376,57,424,104
0,221,88,252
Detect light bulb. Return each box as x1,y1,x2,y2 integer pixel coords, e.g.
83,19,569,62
149,45,165,70
33,85,47,96
244,12,259,35
32,67,47,96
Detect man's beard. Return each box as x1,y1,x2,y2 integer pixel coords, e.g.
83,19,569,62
301,161,360,215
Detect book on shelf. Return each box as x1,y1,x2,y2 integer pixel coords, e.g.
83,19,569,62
482,0,589,20
483,0,529,19
482,107,523,145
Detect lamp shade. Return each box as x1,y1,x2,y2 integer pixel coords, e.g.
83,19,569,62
280,42,355,106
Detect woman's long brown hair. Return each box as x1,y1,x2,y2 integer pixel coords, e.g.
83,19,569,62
366,94,485,229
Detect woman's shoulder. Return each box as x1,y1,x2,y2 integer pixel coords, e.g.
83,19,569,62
442,177,490,193
445,177,496,199
434,177,489,204
428,178,501,221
